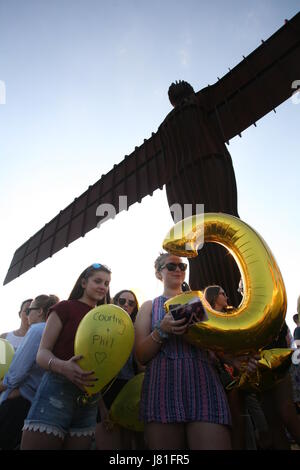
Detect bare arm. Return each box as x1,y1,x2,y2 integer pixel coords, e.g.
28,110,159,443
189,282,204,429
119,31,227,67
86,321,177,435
37,312,97,391
134,300,187,365
134,301,161,365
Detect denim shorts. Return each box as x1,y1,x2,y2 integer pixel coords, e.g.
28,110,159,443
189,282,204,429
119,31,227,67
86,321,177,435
23,372,100,439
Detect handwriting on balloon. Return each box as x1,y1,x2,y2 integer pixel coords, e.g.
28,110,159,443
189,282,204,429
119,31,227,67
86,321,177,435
93,334,114,348
93,311,126,335
74,304,135,395
94,351,107,365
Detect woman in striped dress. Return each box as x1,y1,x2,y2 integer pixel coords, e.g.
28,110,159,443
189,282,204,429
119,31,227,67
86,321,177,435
134,253,232,450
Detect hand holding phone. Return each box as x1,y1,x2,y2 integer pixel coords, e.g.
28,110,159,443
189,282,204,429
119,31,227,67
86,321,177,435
169,298,208,325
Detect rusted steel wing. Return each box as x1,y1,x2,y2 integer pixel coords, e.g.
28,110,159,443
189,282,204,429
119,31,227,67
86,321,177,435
3,133,165,284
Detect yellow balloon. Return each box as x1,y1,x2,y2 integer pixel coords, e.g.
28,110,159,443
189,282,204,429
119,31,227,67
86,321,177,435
74,304,135,395
163,213,287,355
0,338,15,381
237,348,293,391
110,373,145,432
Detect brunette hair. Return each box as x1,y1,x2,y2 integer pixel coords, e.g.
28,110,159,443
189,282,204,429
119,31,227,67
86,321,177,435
204,285,223,309
113,290,139,323
19,298,33,315
34,294,60,320
68,264,111,305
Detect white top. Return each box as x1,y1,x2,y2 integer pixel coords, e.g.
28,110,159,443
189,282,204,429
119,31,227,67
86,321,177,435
4,331,25,350
1,323,46,404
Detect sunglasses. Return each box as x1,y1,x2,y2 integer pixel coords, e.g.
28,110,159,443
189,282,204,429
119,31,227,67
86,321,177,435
92,262,111,271
25,307,40,316
118,298,136,308
159,262,187,272
84,263,111,276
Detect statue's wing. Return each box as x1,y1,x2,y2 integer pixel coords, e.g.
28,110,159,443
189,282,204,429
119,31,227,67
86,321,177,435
4,133,165,285
200,12,300,143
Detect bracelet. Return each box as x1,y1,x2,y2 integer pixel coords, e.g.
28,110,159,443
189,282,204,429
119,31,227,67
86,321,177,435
150,331,164,344
48,357,55,371
153,319,169,340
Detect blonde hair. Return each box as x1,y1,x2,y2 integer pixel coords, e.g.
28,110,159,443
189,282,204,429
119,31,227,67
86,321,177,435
154,252,171,273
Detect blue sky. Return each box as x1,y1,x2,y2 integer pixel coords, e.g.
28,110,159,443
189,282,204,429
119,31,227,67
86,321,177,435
0,0,299,337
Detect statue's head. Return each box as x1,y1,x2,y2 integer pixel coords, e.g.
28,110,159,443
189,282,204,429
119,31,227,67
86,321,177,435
168,80,195,107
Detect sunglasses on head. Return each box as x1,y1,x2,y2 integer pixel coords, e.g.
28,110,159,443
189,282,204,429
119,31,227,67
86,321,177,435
86,263,111,274
159,262,187,272
25,307,40,316
118,298,136,308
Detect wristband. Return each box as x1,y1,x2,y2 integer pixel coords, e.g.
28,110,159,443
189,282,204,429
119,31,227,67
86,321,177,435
48,357,55,371
150,331,164,344
154,319,169,340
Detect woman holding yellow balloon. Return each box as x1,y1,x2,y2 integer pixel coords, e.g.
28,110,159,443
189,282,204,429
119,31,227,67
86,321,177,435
134,253,232,450
21,263,111,450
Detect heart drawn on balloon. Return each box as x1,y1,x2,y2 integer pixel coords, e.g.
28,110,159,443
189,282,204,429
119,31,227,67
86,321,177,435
94,352,107,365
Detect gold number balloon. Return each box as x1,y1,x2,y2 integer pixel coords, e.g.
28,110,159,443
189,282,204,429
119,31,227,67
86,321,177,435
0,338,15,380
163,213,287,355
237,348,293,391
74,304,135,396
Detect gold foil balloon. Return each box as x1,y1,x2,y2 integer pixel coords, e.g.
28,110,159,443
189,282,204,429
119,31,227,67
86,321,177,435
110,373,145,432
237,348,293,391
74,304,135,396
0,338,15,380
163,213,287,355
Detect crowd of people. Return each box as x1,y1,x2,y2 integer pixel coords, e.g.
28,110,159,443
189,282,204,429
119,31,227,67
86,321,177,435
0,256,299,450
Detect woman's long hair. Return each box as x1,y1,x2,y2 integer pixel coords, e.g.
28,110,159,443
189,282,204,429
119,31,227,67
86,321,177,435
204,285,222,309
113,290,139,323
204,285,231,313
68,264,111,305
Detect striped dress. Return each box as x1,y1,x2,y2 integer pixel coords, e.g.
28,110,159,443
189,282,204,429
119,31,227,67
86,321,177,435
140,296,231,425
